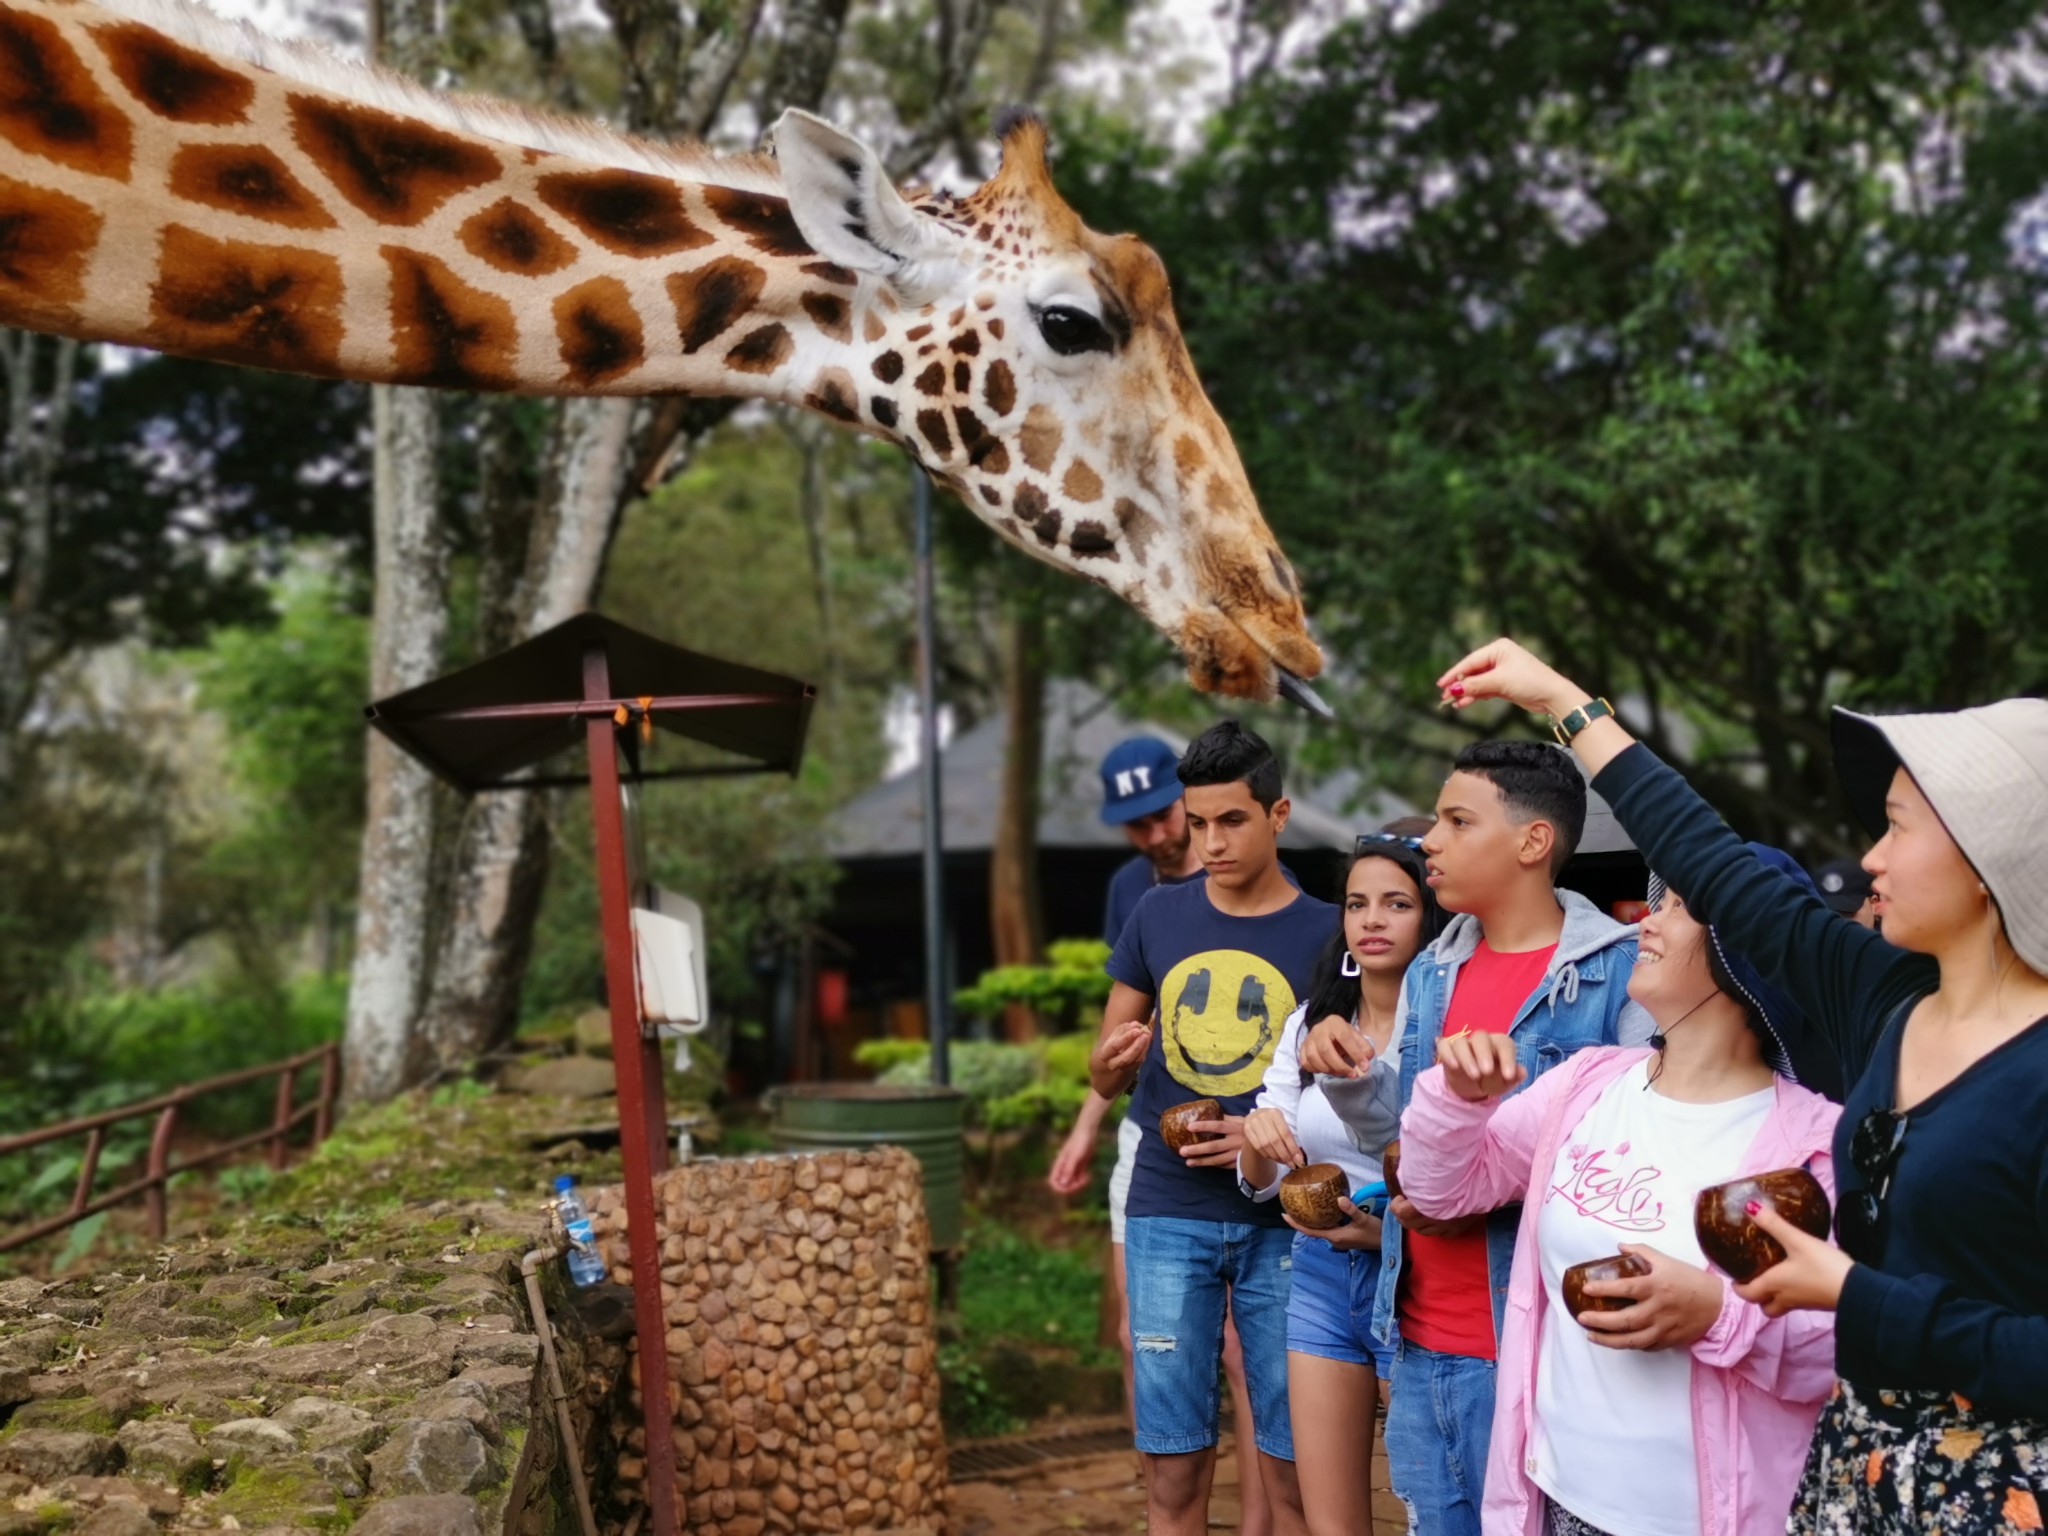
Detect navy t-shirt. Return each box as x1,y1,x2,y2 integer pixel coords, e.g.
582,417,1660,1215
1103,856,1202,945
1107,878,1336,1226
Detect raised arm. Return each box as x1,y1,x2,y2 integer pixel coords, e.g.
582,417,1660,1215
1398,1033,1578,1220
1087,983,1155,1099
1437,639,1933,1076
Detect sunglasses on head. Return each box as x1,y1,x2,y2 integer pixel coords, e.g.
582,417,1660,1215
1836,1106,1909,1260
1355,832,1425,855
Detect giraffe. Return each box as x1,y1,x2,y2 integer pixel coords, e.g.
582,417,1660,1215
0,0,1326,702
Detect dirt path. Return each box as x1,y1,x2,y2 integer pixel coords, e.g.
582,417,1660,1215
953,1426,1406,1535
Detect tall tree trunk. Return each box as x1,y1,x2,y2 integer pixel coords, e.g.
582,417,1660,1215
0,332,78,796
343,0,449,1103
989,600,1046,1040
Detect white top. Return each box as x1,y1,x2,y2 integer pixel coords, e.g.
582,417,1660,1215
1529,1059,1775,1536
1236,1004,1397,1203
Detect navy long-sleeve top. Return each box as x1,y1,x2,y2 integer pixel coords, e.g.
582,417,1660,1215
1593,742,2048,1419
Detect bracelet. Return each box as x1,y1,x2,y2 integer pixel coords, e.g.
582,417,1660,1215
1551,697,1615,745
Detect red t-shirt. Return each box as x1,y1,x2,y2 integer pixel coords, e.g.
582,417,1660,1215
1398,938,1557,1360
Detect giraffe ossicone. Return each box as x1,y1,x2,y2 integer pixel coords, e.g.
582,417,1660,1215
0,0,1324,701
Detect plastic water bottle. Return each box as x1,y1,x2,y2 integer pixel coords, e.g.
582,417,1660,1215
554,1176,607,1288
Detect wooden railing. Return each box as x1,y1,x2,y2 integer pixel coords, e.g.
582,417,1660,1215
0,1042,341,1254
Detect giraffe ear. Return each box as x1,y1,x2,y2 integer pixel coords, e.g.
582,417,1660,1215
774,110,960,300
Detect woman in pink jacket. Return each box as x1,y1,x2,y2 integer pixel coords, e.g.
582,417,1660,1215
1400,856,1841,1536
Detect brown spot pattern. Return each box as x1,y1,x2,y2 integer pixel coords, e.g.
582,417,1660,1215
952,360,971,393
1173,433,1207,485
288,95,498,226
948,329,980,355
167,144,336,230
554,275,644,387
0,171,98,312
980,486,1002,507
459,198,577,276
871,351,904,384
1015,483,1060,547
725,322,792,375
149,223,343,375
1071,520,1117,558
537,168,712,257
1019,406,1062,473
988,318,1004,340
801,260,856,285
871,396,898,429
863,311,886,343
668,256,766,354
916,408,951,457
93,22,253,125
905,324,932,341
978,442,1010,476
1061,461,1104,504
801,290,851,344
1115,497,1161,564
954,406,995,464
983,360,1016,416
914,361,945,397
700,186,813,258
806,367,859,423
0,9,133,180
383,245,518,389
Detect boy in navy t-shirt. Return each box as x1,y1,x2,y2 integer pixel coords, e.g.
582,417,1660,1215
1090,721,1335,1536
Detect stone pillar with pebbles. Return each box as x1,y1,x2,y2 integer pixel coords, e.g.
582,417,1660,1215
588,1148,950,1535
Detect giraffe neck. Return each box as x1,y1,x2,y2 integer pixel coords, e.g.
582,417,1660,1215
0,0,878,415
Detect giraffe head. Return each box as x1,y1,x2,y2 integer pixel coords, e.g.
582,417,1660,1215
775,109,1324,705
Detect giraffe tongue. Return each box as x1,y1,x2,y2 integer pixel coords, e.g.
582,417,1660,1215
1277,670,1335,721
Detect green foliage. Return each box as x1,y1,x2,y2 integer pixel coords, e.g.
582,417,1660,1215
853,1031,1101,1136
936,1342,1021,1439
1053,0,2048,851
952,939,1115,1032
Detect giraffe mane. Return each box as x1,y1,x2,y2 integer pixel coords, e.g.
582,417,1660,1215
86,0,789,194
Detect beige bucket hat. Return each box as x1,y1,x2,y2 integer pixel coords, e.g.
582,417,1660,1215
1831,699,2048,974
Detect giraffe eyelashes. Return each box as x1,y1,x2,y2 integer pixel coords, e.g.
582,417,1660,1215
1033,304,1114,357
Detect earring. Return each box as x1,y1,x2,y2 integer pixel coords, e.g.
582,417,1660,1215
1340,951,1361,978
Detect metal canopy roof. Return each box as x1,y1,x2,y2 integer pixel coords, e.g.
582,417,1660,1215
364,611,816,794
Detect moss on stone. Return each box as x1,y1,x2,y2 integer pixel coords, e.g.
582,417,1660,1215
211,1463,355,1533
7,1397,116,1434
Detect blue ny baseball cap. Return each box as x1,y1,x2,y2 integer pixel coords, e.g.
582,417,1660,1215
1099,737,1184,825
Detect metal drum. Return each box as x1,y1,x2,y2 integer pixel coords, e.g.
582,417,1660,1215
768,1083,966,1250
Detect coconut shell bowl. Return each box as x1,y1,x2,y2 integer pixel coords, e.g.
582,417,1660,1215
1158,1098,1223,1153
1279,1163,1350,1229
1693,1167,1833,1284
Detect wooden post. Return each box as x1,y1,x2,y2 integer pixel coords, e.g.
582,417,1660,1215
584,643,678,1536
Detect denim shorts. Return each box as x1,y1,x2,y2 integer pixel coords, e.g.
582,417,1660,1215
1285,1230,1396,1377
1123,1215,1295,1460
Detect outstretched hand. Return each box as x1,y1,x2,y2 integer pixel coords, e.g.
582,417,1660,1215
1437,1031,1526,1102
1286,1197,1383,1252
1435,639,1588,718
1734,1205,1854,1316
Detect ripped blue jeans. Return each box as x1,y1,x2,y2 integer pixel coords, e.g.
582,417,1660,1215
1123,1216,1295,1459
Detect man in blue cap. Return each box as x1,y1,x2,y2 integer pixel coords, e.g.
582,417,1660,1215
1099,736,1204,945
1048,735,1278,1536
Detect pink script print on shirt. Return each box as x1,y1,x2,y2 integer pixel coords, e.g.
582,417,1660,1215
1548,1140,1668,1232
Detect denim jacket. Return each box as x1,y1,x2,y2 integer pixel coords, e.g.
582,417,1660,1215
1370,889,1655,1348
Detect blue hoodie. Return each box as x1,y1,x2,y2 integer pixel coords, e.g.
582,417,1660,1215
1371,889,1655,1347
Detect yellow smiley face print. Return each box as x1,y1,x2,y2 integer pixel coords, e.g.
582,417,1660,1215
1157,949,1297,1098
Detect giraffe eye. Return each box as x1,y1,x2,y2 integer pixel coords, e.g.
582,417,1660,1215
1035,305,1113,357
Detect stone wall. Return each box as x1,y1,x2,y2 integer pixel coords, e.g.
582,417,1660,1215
588,1149,949,1536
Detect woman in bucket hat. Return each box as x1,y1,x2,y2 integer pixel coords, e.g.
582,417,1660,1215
1394,849,1841,1536
1435,637,2048,1534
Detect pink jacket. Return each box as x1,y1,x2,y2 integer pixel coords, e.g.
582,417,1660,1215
1400,1047,1840,1536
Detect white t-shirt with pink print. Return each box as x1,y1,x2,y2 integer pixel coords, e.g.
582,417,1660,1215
1529,1057,1775,1536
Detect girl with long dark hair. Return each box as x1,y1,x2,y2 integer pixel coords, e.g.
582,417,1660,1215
1238,831,1446,1536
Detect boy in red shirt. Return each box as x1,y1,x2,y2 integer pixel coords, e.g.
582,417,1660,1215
1304,741,1653,1536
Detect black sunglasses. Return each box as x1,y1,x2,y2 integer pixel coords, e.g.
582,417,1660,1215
1355,832,1425,855
1836,1106,1909,1260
